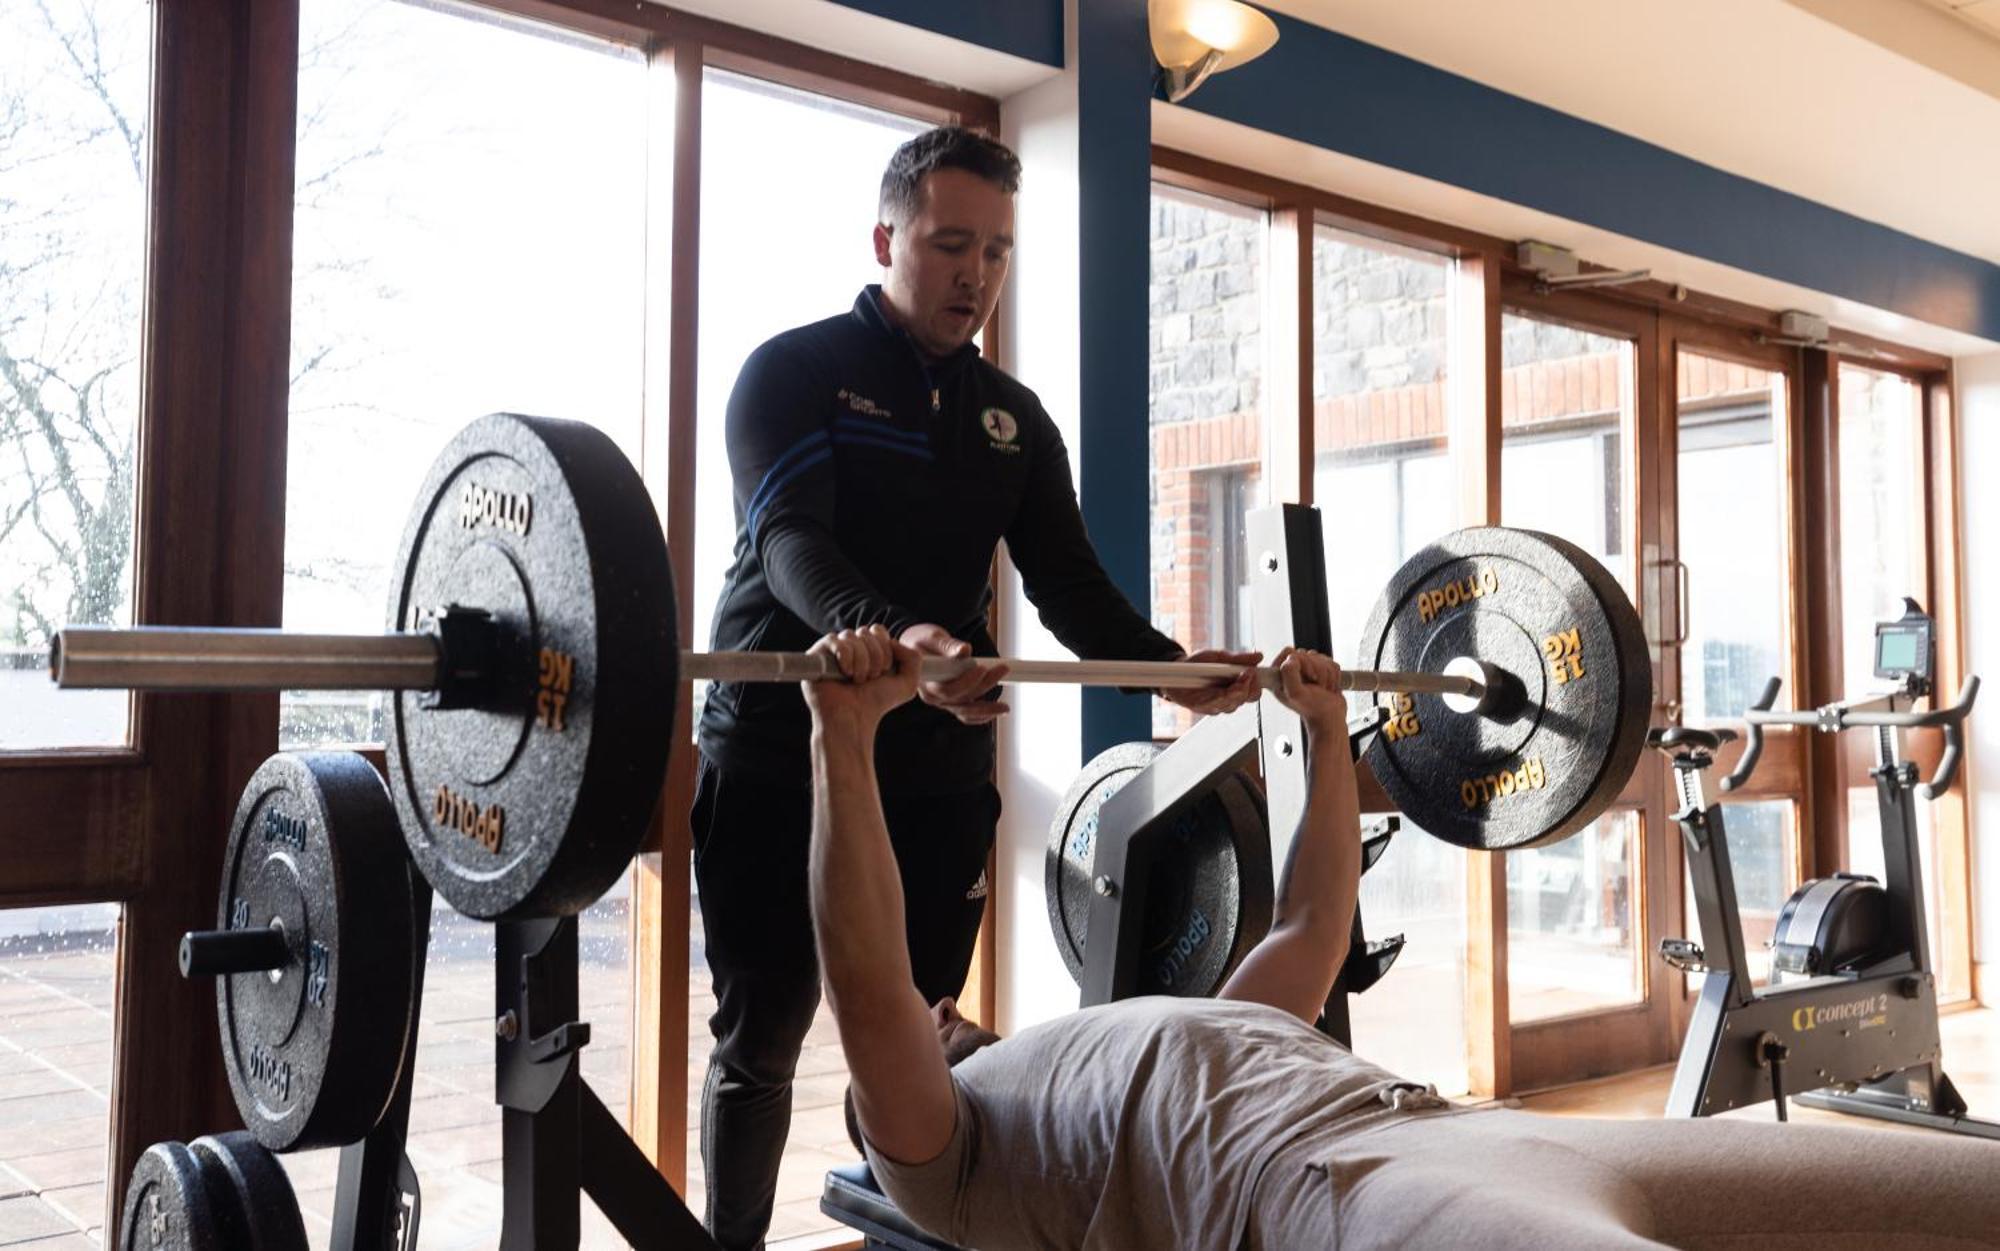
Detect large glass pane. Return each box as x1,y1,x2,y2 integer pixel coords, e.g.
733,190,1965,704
1680,800,1797,986
1508,809,1643,1022
1677,352,1792,720
1836,365,1924,700
1311,226,1452,668
1148,185,1267,737
1349,819,1469,1096
1834,366,1943,984
1500,317,1637,1024
1499,315,1635,595
282,0,647,746
692,70,926,1243
1306,228,1465,1091
279,4,645,1243
0,2,150,749
0,903,119,1241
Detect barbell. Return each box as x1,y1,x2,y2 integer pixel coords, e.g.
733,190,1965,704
51,626,1494,700
49,412,1652,919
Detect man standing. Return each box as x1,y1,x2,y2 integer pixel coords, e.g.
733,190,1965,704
693,126,1255,1247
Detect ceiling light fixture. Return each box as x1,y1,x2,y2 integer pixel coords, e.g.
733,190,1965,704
1150,0,1280,103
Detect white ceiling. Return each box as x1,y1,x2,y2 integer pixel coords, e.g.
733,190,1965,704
648,0,1061,99
1260,0,2000,270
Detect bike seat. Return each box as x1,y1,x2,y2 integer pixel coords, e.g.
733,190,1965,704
1646,725,1737,753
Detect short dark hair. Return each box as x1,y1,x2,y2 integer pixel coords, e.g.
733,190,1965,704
878,126,1022,225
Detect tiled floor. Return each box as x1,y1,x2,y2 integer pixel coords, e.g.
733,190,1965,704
0,896,858,1249
0,930,115,1249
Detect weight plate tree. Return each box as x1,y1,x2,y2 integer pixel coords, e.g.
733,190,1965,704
1357,527,1652,851
1046,743,1269,997
181,752,417,1151
386,413,677,919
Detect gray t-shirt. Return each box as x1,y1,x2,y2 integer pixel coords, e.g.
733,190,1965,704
865,996,1444,1251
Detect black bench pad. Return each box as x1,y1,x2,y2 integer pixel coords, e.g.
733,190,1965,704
819,1163,965,1250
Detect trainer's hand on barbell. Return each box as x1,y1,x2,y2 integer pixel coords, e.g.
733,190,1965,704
1267,646,1348,738
803,626,922,729
899,622,1011,726
1159,648,1262,716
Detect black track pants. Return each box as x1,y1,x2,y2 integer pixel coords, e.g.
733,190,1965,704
691,757,997,1251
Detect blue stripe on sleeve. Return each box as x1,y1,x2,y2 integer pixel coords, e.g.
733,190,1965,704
744,432,831,540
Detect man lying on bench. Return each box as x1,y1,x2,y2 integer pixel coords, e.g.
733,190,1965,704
803,626,2000,1250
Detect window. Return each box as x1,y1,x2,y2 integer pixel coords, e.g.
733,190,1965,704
1677,352,1793,721
1500,315,1634,593
1835,364,1943,980
1836,365,1925,700
689,70,926,717
278,4,647,1238
1306,225,1467,1090
0,903,119,1243
690,69,929,1242
1507,810,1644,1021
281,0,647,747
1311,226,1453,667
1499,315,1640,1024
1147,185,1267,735
0,1,151,749
1351,821,1469,1095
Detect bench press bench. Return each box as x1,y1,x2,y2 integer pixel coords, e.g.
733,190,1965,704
820,1162,961,1250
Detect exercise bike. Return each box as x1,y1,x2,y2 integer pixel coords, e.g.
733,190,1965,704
1648,601,1992,1136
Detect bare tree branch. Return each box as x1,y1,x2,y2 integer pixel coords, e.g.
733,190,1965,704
33,0,143,179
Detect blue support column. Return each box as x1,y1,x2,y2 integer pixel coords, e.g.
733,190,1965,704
1076,0,1156,760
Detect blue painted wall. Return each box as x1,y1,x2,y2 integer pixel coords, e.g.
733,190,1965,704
826,0,1064,68
1076,0,1158,758
1184,11,2000,342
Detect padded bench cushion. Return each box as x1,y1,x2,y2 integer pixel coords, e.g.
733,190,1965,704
820,1163,965,1251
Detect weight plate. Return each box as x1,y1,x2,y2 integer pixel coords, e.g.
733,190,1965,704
1045,743,1266,997
189,1133,309,1251
1357,527,1652,851
387,413,678,919
216,752,416,1151
120,1142,218,1251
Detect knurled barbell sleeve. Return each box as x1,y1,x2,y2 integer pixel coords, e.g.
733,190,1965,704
52,626,442,691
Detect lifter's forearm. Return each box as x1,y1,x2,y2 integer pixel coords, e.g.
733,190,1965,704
1216,728,1362,1020
809,726,917,1006
1272,734,1362,944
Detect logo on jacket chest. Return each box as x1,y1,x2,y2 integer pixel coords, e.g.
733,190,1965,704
838,388,893,420
981,407,1020,454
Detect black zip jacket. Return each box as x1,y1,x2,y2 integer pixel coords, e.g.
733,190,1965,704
698,286,1183,793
